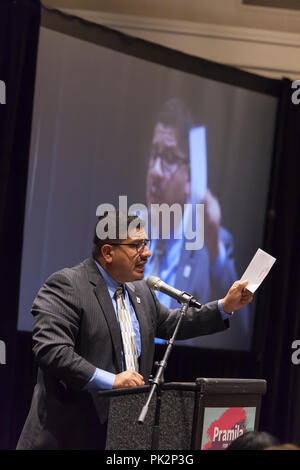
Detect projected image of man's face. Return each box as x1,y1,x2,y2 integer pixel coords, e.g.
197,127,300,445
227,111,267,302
146,122,190,210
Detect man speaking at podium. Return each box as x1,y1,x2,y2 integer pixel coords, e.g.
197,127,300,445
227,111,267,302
17,211,253,450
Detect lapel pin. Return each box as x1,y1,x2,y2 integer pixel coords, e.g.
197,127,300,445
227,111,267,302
136,297,141,304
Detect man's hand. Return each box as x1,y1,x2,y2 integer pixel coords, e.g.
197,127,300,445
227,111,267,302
221,280,253,314
113,370,145,389
203,189,221,263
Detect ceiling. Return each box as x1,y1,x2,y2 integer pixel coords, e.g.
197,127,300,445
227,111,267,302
42,0,300,34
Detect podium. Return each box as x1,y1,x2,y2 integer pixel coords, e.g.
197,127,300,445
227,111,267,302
100,378,266,450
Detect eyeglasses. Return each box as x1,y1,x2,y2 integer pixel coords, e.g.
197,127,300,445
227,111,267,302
107,239,151,254
149,147,189,174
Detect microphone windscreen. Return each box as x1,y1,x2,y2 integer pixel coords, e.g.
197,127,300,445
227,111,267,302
146,276,160,290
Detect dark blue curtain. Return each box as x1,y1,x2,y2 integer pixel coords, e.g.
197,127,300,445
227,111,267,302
0,0,41,449
252,78,300,444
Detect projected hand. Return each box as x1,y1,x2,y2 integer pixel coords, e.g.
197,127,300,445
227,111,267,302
203,189,221,263
221,280,253,313
113,370,145,389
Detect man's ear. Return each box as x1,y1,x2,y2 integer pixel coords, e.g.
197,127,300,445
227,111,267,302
101,244,113,263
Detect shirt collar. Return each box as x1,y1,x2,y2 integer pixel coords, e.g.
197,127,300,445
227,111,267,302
94,259,123,299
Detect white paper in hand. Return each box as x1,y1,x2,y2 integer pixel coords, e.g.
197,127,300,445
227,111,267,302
240,248,276,293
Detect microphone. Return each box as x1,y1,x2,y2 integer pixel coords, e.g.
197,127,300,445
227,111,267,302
146,276,202,308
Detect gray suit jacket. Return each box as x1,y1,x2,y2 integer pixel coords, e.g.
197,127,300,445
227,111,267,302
17,257,228,450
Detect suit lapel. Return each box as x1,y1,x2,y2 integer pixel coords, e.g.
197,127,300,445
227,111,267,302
85,258,123,372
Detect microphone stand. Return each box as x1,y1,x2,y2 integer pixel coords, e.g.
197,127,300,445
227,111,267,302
137,296,192,449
